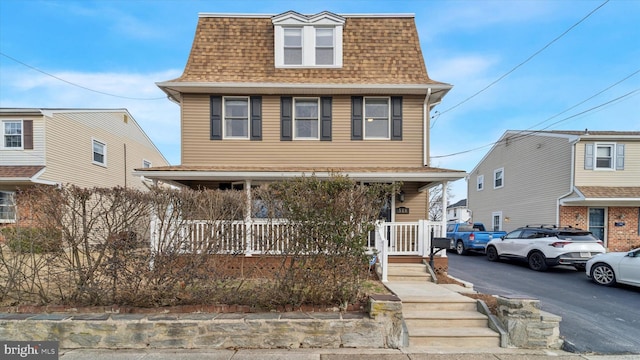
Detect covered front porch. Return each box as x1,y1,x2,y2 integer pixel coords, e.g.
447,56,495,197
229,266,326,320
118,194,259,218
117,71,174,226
135,165,466,280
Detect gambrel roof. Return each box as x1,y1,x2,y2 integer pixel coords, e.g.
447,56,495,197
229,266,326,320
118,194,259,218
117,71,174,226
158,12,451,101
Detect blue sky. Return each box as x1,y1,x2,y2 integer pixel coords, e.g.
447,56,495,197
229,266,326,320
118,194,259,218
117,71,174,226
1,0,639,202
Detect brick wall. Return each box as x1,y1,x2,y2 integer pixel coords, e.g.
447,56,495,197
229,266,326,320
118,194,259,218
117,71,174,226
559,206,640,251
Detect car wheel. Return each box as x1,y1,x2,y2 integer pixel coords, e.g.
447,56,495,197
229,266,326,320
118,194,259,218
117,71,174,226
591,263,616,286
456,241,468,255
486,246,499,262
528,251,548,271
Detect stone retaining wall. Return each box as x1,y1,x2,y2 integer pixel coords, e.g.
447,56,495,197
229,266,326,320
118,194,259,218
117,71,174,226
0,295,403,350
496,295,562,349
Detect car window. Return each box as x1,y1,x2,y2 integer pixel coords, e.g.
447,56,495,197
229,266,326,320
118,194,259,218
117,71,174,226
447,225,455,232
557,232,598,241
521,229,540,239
504,230,522,239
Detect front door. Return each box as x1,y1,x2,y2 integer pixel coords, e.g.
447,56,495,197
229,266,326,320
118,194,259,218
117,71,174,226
588,208,606,244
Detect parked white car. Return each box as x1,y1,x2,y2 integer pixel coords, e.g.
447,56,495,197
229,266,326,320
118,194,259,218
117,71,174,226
486,225,605,271
586,248,640,287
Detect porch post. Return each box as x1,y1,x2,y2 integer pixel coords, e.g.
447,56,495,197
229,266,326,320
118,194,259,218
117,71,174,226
440,181,448,258
376,221,388,282
245,180,253,256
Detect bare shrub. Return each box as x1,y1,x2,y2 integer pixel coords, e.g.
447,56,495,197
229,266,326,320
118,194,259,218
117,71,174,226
0,176,395,310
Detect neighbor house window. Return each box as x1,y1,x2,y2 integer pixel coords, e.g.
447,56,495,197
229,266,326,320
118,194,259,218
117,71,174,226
224,97,250,139
0,191,16,223
272,12,344,68
364,98,390,139
2,120,22,149
294,98,319,139
477,175,484,191
315,28,334,65
494,168,504,189
92,139,106,166
143,160,151,168
595,144,614,169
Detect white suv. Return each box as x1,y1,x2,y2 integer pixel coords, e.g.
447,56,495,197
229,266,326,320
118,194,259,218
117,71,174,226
485,225,606,271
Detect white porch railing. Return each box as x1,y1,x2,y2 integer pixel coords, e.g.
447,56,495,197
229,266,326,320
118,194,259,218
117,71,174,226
150,218,444,280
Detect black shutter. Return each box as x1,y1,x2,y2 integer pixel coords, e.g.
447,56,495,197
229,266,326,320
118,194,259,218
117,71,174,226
250,96,262,140
391,96,402,140
351,96,363,140
210,96,222,140
281,97,292,141
23,120,33,149
320,97,332,141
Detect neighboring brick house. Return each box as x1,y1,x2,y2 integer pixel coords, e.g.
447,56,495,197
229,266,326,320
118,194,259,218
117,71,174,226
468,130,640,251
134,11,466,224
0,108,170,224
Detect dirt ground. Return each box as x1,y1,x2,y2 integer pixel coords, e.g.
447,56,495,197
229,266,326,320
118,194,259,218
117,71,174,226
436,272,498,315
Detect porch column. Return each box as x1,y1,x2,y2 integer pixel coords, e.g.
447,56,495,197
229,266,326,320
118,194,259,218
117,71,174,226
440,181,448,258
245,180,252,256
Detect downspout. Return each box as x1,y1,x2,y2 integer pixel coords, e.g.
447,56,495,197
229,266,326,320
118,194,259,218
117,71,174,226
423,88,431,167
556,137,579,226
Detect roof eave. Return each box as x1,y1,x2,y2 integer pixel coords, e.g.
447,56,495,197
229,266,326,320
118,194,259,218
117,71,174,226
156,81,452,103
133,169,466,183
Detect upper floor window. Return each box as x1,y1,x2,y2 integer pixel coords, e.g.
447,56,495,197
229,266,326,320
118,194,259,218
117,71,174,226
92,139,106,166
0,191,16,223
364,97,390,139
283,28,303,65
143,159,152,168
477,175,484,191
2,120,22,149
494,168,504,189
272,11,344,68
596,144,614,169
294,98,319,139
224,97,250,139
315,28,334,65
584,143,625,171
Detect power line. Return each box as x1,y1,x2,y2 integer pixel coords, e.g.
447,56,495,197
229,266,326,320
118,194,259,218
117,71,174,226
431,0,610,129
430,87,640,159
0,52,166,101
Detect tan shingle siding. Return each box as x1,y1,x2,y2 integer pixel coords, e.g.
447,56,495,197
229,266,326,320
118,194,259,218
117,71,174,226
173,17,440,85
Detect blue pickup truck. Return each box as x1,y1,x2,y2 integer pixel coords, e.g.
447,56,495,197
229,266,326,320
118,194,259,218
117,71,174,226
446,222,507,255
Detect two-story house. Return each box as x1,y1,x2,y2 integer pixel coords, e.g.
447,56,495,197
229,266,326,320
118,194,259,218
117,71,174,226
446,199,472,223
0,108,170,223
134,11,465,228
468,130,640,251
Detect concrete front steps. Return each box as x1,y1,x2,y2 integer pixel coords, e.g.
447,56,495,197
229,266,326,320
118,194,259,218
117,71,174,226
385,263,501,349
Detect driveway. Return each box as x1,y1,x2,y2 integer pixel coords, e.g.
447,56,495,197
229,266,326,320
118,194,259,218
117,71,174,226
446,252,640,355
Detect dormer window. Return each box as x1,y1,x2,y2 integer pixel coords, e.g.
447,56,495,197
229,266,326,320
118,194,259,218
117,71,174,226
273,11,344,68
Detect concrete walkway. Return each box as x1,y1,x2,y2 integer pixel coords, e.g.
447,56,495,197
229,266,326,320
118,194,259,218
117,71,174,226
58,347,638,359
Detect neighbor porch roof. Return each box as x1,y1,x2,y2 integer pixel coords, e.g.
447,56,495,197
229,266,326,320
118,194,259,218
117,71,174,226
560,186,640,207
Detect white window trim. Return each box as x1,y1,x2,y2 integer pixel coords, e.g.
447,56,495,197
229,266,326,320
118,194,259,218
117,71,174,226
142,159,152,168
1,119,24,150
222,96,250,140
493,168,504,189
477,175,484,191
491,211,503,231
92,138,107,167
273,12,344,68
594,142,615,171
363,97,391,140
293,97,320,140
0,190,16,223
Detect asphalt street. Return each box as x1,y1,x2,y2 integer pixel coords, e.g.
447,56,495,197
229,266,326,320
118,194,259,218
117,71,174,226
446,252,640,355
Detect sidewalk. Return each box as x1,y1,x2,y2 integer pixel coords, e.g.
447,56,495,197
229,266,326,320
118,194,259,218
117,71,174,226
58,348,639,359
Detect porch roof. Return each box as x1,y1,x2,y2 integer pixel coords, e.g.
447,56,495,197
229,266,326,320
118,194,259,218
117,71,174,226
560,186,640,207
133,165,466,188
0,166,55,187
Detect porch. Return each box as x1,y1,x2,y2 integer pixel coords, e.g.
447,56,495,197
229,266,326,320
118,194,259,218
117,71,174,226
150,219,448,282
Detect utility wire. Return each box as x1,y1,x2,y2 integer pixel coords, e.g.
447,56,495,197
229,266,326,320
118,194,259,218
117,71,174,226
430,87,640,159
0,52,166,101
431,0,610,129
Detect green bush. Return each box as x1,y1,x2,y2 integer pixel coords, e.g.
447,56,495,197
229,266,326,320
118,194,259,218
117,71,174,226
1,226,62,253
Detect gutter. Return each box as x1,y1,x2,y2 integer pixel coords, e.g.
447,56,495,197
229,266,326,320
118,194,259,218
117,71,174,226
556,137,579,225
